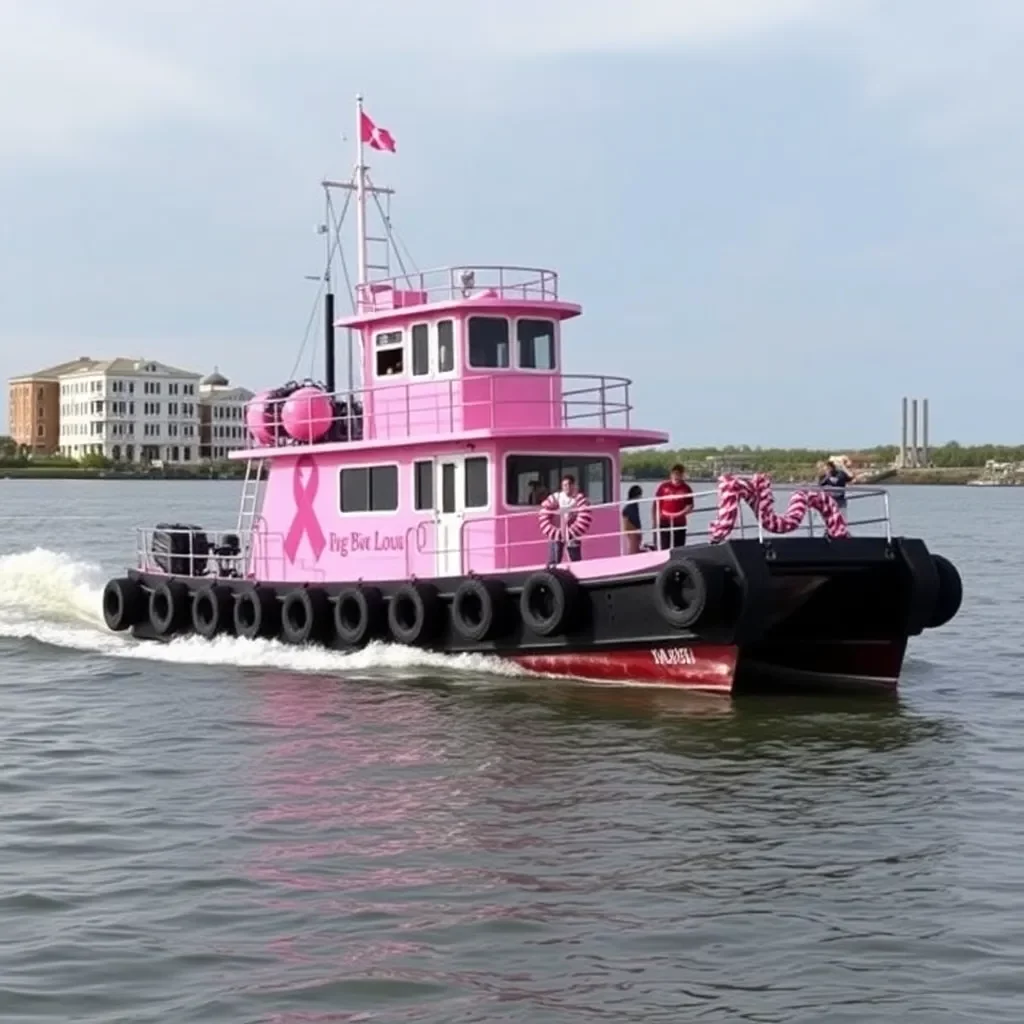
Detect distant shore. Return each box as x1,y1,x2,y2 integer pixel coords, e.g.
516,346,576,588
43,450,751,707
0,466,245,481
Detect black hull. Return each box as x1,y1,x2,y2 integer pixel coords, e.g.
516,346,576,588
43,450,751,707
105,536,963,694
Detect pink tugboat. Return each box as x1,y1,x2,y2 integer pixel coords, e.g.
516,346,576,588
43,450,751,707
101,98,963,693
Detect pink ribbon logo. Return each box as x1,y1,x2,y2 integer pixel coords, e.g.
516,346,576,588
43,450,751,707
283,454,326,563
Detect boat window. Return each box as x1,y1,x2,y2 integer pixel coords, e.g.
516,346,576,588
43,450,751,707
375,330,404,378
413,460,433,511
517,319,555,370
441,463,456,514
339,465,399,512
468,317,509,369
506,454,612,506
411,324,429,376
438,319,455,373
465,456,489,508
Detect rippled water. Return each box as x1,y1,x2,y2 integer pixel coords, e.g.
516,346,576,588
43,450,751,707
1,480,1021,1022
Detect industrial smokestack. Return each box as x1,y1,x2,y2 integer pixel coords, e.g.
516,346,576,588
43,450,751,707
901,397,908,468
911,398,919,467
922,398,929,466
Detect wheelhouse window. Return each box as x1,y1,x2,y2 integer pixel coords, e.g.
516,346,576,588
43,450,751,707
340,465,399,512
506,454,612,506
465,456,489,508
375,330,404,377
411,324,429,376
438,319,455,373
413,460,433,511
517,319,555,370
468,316,509,369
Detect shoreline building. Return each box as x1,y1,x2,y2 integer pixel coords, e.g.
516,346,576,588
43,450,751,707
7,357,97,455
57,357,202,463
198,369,254,461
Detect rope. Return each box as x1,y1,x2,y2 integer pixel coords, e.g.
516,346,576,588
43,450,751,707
708,473,849,544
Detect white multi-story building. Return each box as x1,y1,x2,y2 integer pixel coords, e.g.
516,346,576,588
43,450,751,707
58,357,201,463
198,369,254,461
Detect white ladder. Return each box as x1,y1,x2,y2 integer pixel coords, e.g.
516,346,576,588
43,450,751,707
236,458,266,541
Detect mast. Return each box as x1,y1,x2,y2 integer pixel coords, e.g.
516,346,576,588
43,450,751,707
322,185,335,393
355,93,368,295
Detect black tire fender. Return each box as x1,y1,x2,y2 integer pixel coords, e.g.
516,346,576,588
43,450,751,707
387,582,442,645
452,577,508,642
653,557,722,630
233,585,280,641
280,587,329,645
926,553,963,629
333,585,385,647
102,576,144,632
191,583,234,640
519,569,579,637
149,579,189,637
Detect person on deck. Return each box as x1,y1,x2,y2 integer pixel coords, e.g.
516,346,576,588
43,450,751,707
542,474,591,564
818,458,854,509
622,484,644,554
655,463,694,549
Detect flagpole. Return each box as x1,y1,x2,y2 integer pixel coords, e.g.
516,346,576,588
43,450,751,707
355,93,368,299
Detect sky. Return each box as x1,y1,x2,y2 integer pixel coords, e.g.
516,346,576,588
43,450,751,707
1,0,1021,448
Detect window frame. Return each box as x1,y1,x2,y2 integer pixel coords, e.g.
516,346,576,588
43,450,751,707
373,329,406,380
463,454,490,510
337,461,401,515
514,317,558,373
410,322,430,377
413,459,433,511
502,451,615,508
466,315,511,371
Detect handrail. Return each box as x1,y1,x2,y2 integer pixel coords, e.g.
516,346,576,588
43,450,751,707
451,482,891,567
132,483,891,581
242,372,635,450
355,264,559,309
134,525,287,580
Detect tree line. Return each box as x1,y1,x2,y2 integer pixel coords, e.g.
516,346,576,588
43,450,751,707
621,442,1024,478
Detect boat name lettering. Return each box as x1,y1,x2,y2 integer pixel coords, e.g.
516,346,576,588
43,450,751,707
328,531,405,556
651,646,696,666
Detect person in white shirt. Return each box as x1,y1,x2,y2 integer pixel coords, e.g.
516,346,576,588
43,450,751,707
540,474,592,564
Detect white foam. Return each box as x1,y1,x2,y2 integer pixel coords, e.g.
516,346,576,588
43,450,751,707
0,548,527,680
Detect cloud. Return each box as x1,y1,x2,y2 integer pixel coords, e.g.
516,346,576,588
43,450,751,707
0,4,223,164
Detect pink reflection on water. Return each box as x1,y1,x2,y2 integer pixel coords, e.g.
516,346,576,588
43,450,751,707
238,671,529,997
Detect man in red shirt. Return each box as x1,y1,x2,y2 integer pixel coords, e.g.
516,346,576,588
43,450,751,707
655,463,694,550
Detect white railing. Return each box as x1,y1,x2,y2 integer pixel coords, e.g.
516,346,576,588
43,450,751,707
132,485,892,582
134,525,284,580
356,265,558,310
241,372,633,451
450,484,893,573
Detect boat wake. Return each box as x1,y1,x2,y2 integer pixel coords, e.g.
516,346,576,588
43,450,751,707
0,548,528,680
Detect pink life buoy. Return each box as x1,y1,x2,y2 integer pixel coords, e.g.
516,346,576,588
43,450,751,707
538,492,593,541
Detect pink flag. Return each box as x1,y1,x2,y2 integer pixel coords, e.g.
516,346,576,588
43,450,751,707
360,111,396,152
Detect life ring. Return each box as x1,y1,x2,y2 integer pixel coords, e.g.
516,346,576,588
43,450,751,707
926,553,962,629
102,577,144,632
148,579,189,637
280,587,329,645
538,497,593,541
387,582,442,645
451,577,508,642
652,557,723,629
191,583,234,639
333,585,385,647
233,585,280,640
519,569,580,636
